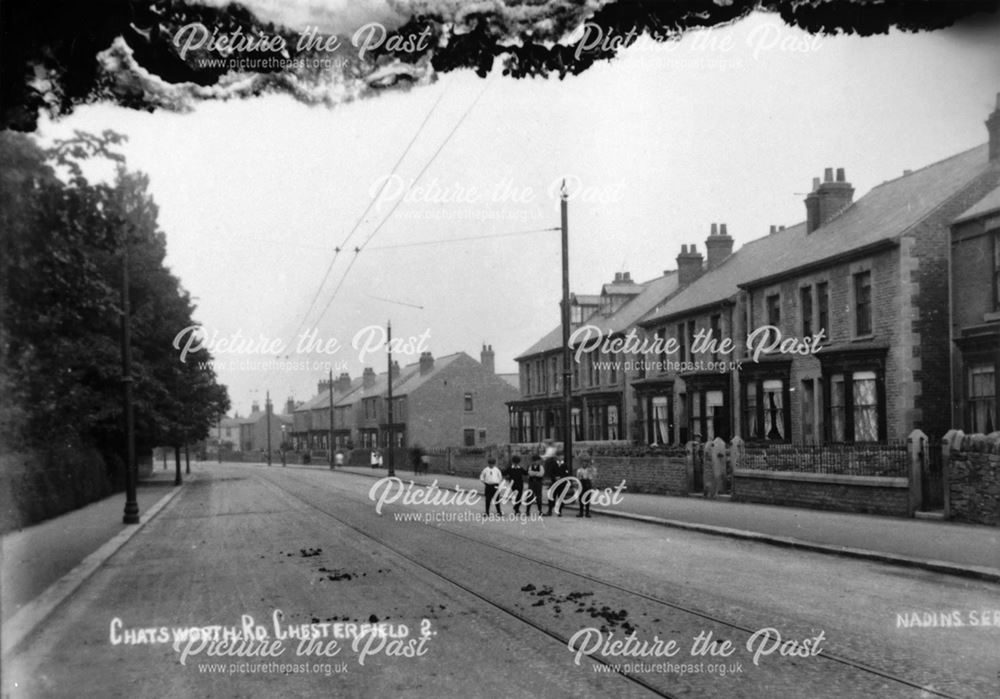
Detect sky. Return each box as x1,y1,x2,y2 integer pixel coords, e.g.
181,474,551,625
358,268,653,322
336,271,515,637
35,7,1000,416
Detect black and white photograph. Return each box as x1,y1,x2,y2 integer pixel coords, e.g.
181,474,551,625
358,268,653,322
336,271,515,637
2,1,999,697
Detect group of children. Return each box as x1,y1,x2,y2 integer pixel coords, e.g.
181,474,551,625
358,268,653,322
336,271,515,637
478,447,597,518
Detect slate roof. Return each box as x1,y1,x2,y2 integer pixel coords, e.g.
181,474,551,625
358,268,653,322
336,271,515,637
329,352,472,407
642,143,992,325
516,271,680,359
954,182,1000,224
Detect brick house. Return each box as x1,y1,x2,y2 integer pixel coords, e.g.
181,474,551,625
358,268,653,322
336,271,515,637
239,400,293,453
509,270,680,443
633,99,1000,445
297,346,517,450
290,373,359,452
951,180,1000,433
519,96,1000,447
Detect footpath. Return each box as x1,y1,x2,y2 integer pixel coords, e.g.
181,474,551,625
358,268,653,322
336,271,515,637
333,464,1000,582
1,468,186,655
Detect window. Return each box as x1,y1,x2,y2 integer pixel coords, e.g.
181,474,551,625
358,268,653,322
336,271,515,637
825,369,884,442
742,377,789,441
800,286,813,337
588,351,600,386
854,271,872,336
540,359,548,393
463,429,475,447
464,392,473,411
677,323,687,363
571,407,582,441
571,304,583,324
744,382,759,439
994,233,1000,311
479,429,487,444
607,405,619,440
524,364,532,394
649,395,672,445
607,352,618,385
968,362,997,433
766,294,781,327
364,398,377,420
687,321,696,360
600,295,612,315
710,315,721,361
572,357,580,389
817,282,829,337
550,356,560,393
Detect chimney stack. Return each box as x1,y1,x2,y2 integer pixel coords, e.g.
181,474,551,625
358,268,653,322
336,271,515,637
987,92,1000,161
251,400,260,414
705,222,734,270
480,344,495,374
362,367,376,389
419,351,435,375
805,167,854,233
316,379,332,396
676,243,705,286
390,361,401,381
336,372,352,393
285,397,295,415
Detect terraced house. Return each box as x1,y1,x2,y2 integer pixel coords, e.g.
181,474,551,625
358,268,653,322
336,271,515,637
294,347,519,453
514,95,1000,447
509,270,681,443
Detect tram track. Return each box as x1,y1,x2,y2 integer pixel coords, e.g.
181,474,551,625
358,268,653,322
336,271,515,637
257,468,970,699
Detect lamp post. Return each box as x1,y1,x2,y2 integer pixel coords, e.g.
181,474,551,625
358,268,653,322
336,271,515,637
328,368,335,469
266,390,273,467
560,180,573,476
281,424,287,467
120,229,140,524
386,319,395,477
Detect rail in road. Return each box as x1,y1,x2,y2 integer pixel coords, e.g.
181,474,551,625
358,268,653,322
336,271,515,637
257,468,969,699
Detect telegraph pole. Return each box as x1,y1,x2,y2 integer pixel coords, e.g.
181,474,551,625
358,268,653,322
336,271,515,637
386,319,395,477
328,368,335,468
120,234,140,524
560,181,573,476
266,390,273,466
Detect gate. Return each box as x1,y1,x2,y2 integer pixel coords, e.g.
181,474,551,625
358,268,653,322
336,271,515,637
920,439,944,511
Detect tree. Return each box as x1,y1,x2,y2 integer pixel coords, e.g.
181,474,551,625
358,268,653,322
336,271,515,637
0,129,229,477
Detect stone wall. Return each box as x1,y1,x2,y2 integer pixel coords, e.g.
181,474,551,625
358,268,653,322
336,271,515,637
946,432,1000,526
732,470,910,516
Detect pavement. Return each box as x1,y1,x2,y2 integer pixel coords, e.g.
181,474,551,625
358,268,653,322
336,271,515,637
1,467,187,654
2,459,997,660
331,463,1000,582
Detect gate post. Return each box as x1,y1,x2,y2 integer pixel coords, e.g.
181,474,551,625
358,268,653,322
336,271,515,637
729,436,744,497
941,429,963,520
907,429,927,515
684,440,697,495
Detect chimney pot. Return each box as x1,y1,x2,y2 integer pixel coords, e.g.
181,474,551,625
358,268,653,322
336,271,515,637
812,177,820,191
719,223,728,237
480,344,495,374
824,168,833,183
769,225,776,235
677,242,705,285
779,225,785,230
710,223,718,236
836,167,845,182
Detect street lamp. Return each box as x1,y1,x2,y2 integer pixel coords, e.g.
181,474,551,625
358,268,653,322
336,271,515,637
281,424,287,467
120,225,139,525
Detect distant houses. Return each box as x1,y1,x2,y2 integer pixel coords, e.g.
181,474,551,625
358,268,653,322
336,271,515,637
290,345,519,453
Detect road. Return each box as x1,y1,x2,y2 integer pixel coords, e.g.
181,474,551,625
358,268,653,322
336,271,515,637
4,463,998,698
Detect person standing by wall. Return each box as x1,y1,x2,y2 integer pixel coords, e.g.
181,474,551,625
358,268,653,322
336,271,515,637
479,457,504,516
526,455,545,517
547,452,571,517
505,455,527,515
575,456,597,518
